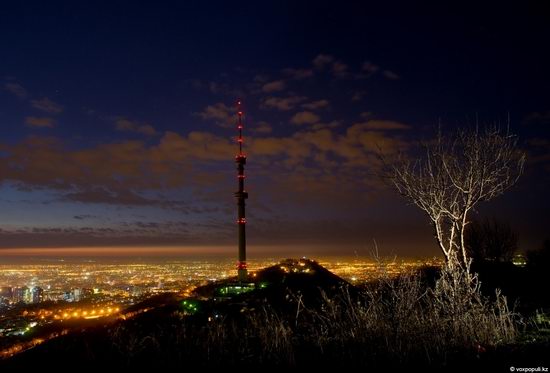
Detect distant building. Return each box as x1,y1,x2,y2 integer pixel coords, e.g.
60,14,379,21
12,286,29,304
63,291,74,302
64,288,93,302
73,288,82,302
23,287,32,304
0,286,12,300
129,285,146,297
31,287,44,304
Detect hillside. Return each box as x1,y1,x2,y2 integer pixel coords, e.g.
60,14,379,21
1,258,548,370
1,258,354,368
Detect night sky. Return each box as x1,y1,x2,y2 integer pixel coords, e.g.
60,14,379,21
1,2,549,257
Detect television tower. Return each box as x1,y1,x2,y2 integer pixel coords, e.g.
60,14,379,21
234,100,248,281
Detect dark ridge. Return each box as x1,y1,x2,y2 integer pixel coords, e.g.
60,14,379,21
0,258,355,368
2,258,548,370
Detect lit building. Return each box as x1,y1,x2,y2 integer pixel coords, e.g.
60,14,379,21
73,288,82,302
0,286,12,300
12,286,29,304
31,287,44,304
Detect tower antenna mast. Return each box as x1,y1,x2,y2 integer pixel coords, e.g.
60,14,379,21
235,100,248,281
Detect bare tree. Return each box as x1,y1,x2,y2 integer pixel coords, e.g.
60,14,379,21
382,126,525,272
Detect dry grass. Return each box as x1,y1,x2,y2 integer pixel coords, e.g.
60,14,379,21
295,265,517,367
109,265,518,367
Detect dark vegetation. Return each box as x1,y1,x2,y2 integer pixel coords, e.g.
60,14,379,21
527,239,550,274
2,257,548,370
466,217,518,263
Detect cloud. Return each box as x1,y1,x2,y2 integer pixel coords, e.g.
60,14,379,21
115,117,158,136
25,116,56,128
362,61,380,74
382,70,400,80
312,54,351,78
262,95,307,111
301,99,329,110
351,91,366,102
262,80,286,93
0,131,239,210
0,117,411,211
73,214,97,220
309,121,340,130
3,82,28,99
332,61,349,78
208,81,222,94
353,120,411,130
290,111,321,125
251,121,273,134
0,228,201,248
360,112,372,119
64,186,160,206
0,133,228,189
246,125,410,201
196,102,234,127
282,68,314,79
253,74,271,84
344,124,409,154
298,55,398,82
31,97,64,114
190,79,239,96
313,54,335,69
358,61,400,81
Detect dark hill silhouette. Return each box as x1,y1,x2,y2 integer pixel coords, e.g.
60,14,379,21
1,258,548,370
0,258,355,368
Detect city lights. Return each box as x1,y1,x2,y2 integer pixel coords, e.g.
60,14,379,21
0,256,442,359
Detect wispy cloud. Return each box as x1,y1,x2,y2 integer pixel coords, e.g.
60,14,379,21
351,91,366,102
313,54,335,69
290,111,320,125
282,68,314,79
114,117,158,136
332,61,349,78
31,97,64,114
382,70,400,80
73,214,98,220
0,118,412,215
25,116,56,128
196,102,234,127
362,61,379,74
361,61,400,80
3,82,28,99
262,95,307,111
251,121,273,134
64,186,161,206
312,54,350,78
352,120,410,130
262,80,286,93
301,99,329,110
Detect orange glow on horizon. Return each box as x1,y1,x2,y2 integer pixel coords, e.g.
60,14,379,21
0,246,237,256
0,245,440,259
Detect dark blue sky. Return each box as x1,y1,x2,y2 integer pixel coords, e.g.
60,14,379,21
0,2,549,257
